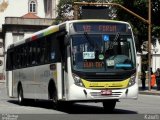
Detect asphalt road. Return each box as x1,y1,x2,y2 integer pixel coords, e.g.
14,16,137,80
1,82,160,120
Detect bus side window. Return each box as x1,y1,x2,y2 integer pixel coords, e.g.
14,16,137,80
24,45,28,67
28,44,32,66
50,49,55,61
56,35,64,62
38,38,45,64
26,43,29,67
13,49,16,69
15,48,20,68
32,42,37,65
37,47,41,64
19,45,25,68
6,49,13,70
41,48,45,64
19,47,22,68
36,38,41,65
44,37,50,64
18,47,22,68
49,34,60,63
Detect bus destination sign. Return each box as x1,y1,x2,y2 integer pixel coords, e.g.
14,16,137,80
73,22,131,33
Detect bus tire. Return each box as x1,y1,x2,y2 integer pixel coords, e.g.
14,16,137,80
18,85,24,105
102,100,116,112
48,80,58,108
52,87,58,108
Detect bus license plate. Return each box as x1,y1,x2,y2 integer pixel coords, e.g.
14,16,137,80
101,90,112,95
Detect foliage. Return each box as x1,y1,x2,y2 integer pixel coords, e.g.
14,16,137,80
57,0,160,52
0,1,8,12
112,0,160,52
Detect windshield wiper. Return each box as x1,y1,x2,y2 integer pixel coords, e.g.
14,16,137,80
109,32,120,49
84,32,100,51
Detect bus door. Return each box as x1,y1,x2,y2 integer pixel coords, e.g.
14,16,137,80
57,33,69,100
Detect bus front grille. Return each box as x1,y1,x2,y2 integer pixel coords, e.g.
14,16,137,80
90,91,122,98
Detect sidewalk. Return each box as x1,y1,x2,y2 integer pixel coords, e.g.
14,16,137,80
138,78,160,96
139,86,160,96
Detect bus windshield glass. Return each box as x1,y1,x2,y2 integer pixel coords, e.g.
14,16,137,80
71,33,136,72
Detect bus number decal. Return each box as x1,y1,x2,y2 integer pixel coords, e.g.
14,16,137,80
107,60,115,66
83,62,103,68
83,52,95,60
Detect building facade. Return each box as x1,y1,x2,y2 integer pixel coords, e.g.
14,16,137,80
0,0,59,80
137,40,160,74
0,0,59,25
1,0,159,81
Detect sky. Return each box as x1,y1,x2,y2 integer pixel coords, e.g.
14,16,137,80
0,0,12,3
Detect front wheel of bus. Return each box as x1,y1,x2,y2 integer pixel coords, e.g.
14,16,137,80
18,86,24,105
102,100,116,113
52,88,59,108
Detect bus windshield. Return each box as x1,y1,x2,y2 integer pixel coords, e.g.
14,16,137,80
71,33,136,73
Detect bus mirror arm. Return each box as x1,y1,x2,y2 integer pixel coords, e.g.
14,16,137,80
64,35,70,46
57,30,67,37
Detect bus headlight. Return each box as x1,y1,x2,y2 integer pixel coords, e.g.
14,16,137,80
72,74,84,87
128,74,136,87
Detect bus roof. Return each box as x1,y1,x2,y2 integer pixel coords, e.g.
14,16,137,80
65,19,130,25
7,19,130,50
7,24,60,49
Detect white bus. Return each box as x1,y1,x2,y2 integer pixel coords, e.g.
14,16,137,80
6,19,138,111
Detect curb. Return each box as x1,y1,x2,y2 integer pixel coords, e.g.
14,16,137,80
139,91,160,96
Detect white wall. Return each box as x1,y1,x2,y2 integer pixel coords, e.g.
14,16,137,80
0,0,46,28
3,32,12,80
152,40,160,73
137,39,160,74
0,0,27,27
0,0,55,80
36,0,45,18
54,0,59,18
4,32,13,52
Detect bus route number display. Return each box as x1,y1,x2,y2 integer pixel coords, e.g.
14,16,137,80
82,25,117,32
73,22,129,33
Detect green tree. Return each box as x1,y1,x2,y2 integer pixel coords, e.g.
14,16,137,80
57,0,160,52
112,0,160,52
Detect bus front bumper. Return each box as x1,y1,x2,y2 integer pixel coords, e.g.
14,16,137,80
67,84,138,101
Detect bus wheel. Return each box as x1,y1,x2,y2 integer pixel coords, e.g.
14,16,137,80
18,86,24,105
53,92,58,105
52,88,58,108
102,100,116,112
48,81,59,109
